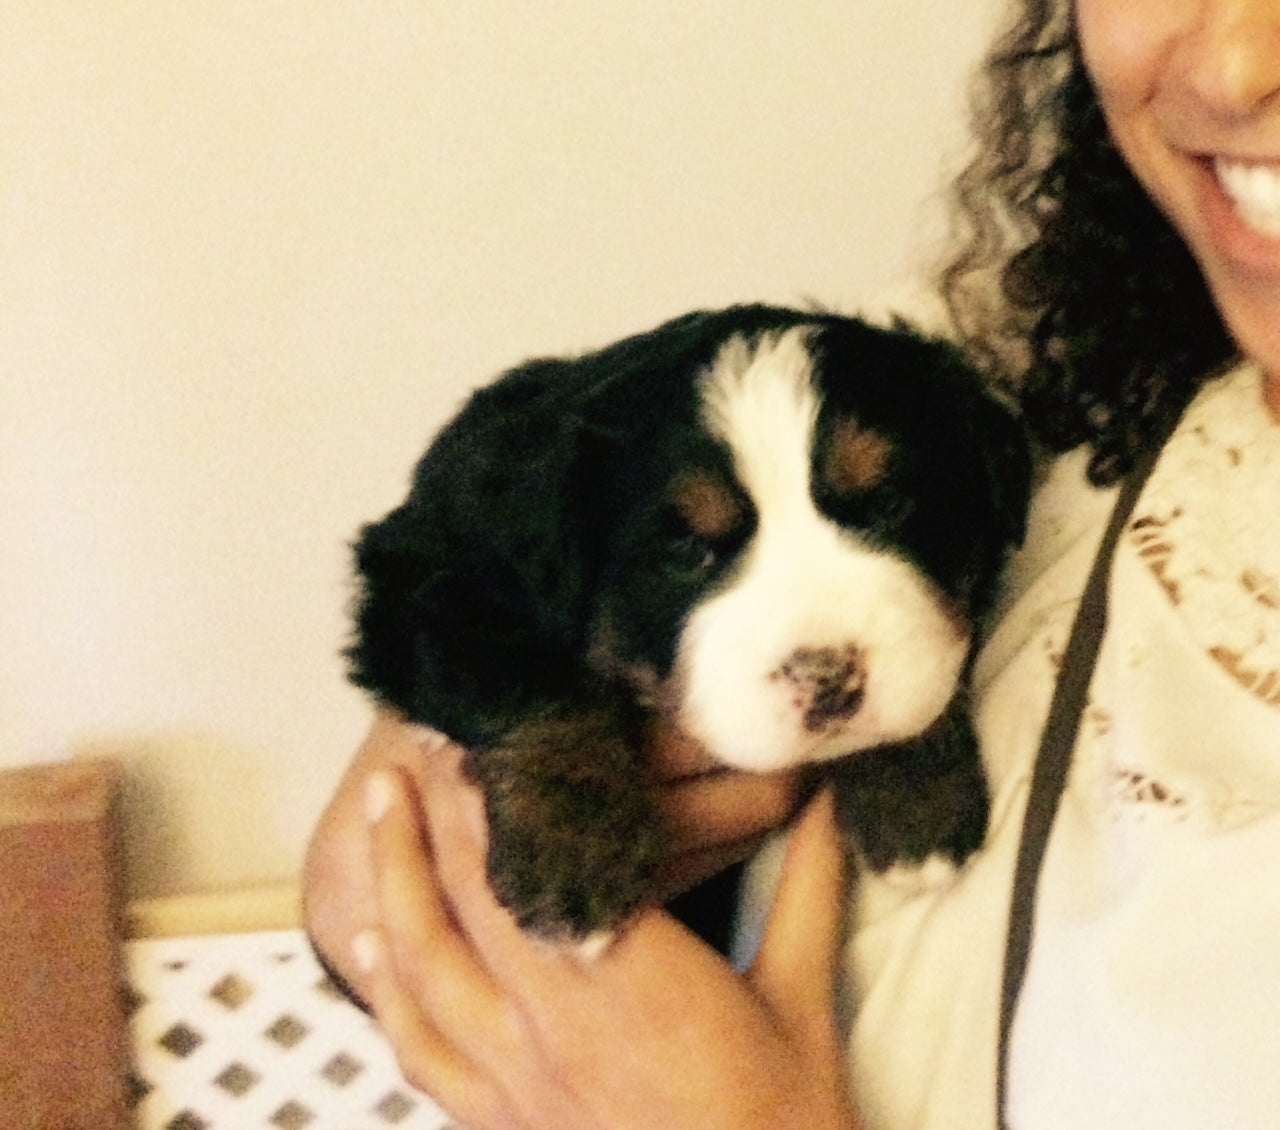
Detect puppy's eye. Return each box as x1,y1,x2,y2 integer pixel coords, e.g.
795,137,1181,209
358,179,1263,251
665,534,717,580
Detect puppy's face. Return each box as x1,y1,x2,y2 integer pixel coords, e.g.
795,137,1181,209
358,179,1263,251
593,322,1021,773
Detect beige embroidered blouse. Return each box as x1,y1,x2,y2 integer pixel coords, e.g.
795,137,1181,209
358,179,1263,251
847,361,1280,1129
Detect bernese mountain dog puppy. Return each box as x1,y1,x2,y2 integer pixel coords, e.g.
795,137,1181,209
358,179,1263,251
348,304,1029,947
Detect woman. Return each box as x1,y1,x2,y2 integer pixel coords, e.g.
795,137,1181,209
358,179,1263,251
304,0,1280,1125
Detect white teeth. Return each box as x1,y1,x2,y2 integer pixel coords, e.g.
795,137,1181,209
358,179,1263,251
1216,158,1280,237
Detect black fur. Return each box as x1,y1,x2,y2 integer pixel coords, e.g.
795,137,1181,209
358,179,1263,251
348,304,1030,941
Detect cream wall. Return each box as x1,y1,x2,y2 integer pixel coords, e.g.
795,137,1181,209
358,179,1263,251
1,1,1001,898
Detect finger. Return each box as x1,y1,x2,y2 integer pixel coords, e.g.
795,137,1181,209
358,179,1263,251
662,767,806,856
412,740,519,945
302,711,441,1003
657,837,764,901
353,925,516,1130
748,787,849,1029
415,749,704,1007
395,750,616,1064
365,769,527,1092
646,713,720,779
409,736,747,1056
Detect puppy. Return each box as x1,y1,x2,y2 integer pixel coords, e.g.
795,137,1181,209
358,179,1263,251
347,305,1029,945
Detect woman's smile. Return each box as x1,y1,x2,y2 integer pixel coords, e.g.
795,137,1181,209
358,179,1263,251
1076,0,1280,391
1216,158,1280,238
1194,152,1280,278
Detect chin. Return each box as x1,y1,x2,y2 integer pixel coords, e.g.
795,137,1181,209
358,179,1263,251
347,304,1030,943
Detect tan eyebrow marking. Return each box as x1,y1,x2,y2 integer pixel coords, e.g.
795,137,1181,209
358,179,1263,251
824,417,894,495
669,469,746,541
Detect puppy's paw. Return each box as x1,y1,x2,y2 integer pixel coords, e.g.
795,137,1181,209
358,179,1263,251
832,709,990,871
464,704,664,942
483,800,662,941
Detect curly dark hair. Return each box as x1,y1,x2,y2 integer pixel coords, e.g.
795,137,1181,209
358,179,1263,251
941,0,1236,485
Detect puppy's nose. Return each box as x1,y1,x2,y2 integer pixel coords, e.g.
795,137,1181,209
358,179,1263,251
771,644,866,732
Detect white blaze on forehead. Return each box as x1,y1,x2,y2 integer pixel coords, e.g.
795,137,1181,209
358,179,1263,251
679,328,968,772
697,327,820,517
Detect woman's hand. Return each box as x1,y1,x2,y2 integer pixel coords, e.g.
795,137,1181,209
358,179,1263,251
643,710,812,896
353,739,859,1130
303,710,806,1005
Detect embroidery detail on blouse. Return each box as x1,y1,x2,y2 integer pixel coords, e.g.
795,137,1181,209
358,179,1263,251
1125,367,1280,712
1129,511,1183,605
1111,767,1191,817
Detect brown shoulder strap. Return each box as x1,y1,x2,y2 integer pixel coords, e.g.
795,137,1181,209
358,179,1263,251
996,415,1185,1127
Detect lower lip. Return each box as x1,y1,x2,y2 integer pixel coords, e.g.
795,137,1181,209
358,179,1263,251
1195,158,1280,279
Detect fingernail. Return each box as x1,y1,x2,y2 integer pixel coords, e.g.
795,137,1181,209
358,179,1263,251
365,772,394,824
352,928,380,975
406,723,448,753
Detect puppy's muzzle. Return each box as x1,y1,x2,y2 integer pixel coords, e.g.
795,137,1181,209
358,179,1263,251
770,644,867,733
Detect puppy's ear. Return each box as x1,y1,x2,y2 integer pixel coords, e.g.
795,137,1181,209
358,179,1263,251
347,367,598,744
885,318,1031,554
971,391,1032,552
